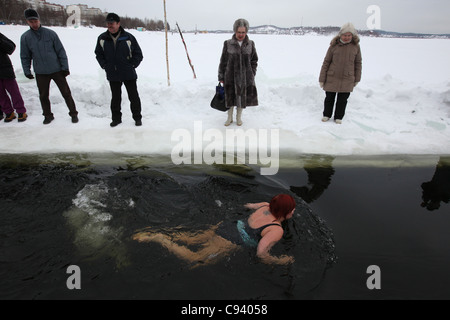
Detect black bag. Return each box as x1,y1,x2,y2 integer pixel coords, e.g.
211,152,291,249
210,83,227,112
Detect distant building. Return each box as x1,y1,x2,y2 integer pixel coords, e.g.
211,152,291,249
23,0,64,12
66,4,104,25
20,0,104,26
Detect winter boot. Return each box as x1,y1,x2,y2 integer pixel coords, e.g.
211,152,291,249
5,112,16,123
18,113,28,122
236,107,243,126
225,107,234,126
43,115,54,125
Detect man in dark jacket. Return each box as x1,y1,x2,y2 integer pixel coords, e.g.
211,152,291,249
0,32,27,122
95,13,144,127
20,9,78,124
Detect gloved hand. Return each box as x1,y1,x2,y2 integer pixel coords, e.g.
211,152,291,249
62,70,70,77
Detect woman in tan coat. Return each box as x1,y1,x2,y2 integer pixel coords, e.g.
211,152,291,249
319,23,362,124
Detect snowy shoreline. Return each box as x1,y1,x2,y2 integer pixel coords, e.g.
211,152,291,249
0,25,449,157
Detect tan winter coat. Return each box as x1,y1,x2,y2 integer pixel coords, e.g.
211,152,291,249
319,35,362,93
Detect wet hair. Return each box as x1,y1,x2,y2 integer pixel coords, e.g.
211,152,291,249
269,194,296,219
233,19,249,33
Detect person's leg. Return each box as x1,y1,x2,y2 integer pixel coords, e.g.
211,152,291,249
52,72,78,119
109,81,123,125
132,228,237,265
133,231,205,262
334,92,351,121
36,74,53,119
0,80,14,115
123,80,142,124
323,91,336,119
172,228,218,245
3,79,26,114
225,107,234,126
236,107,243,126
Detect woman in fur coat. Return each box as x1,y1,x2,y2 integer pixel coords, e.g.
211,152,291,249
218,19,258,126
319,23,362,124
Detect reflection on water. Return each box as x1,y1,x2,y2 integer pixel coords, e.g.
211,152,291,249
289,155,335,204
421,157,450,211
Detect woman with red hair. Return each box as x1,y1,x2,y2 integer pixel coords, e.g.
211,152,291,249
133,194,296,267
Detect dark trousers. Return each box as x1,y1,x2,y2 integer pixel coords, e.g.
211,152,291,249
0,79,26,114
36,72,78,118
323,92,351,120
109,80,142,122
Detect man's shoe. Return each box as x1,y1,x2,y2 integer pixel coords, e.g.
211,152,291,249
135,120,142,126
110,120,122,127
71,115,79,123
5,112,16,122
43,115,54,124
18,113,28,122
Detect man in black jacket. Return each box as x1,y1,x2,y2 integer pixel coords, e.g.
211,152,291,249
95,13,144,127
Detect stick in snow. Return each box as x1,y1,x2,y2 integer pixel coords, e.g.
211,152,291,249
176,22,197,79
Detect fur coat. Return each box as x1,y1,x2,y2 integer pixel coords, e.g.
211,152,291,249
319,35,362,93
218,35,258,108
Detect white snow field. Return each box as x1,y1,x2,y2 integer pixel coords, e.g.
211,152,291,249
0,25,449,157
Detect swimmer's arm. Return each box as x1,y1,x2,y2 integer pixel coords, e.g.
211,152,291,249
256,230,294,265
244,202,269,210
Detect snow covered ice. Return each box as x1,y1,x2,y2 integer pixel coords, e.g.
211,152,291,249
1,25,449,156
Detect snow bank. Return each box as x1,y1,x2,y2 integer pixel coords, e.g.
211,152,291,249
0,25,449,156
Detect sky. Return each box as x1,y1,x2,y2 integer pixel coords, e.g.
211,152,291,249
50,0,450,34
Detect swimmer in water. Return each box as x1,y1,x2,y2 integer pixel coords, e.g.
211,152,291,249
132,194,296,266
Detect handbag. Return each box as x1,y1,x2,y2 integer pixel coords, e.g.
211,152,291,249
210,82,227,112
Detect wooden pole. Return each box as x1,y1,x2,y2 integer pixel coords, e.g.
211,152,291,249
163,0,170,86
176,22,197,79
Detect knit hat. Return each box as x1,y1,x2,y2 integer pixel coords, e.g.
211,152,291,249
24,9,40,20
105,13,120,23
339,22,358,36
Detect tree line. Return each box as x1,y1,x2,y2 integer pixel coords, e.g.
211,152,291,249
0,0,168,30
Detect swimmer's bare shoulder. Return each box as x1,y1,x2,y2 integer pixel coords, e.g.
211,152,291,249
244,202,269,210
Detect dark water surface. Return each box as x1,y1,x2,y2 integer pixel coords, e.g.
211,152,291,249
0,153,449,300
